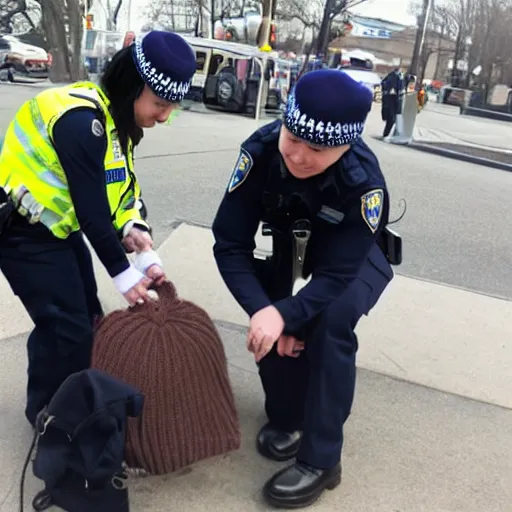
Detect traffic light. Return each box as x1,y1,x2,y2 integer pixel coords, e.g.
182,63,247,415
85,14,93,30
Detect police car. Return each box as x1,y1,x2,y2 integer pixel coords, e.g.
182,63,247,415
336,52,382,102
340,67,382,102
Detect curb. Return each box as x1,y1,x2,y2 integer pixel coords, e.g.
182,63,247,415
460,105,512,123
405,141,512,172
0,80,58,89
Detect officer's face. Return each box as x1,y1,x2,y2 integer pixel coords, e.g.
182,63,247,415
134,85,179,128
278,126,349,179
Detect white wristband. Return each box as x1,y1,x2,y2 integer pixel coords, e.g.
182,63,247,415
122,220,150,239
122,220,135,238
133,250,163,273
112,264,145,294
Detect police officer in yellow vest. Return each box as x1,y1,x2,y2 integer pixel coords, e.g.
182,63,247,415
0,31,197,426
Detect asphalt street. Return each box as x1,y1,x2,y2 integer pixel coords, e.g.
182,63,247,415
2,82,511,300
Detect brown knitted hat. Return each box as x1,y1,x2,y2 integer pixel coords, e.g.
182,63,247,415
91,281,241,475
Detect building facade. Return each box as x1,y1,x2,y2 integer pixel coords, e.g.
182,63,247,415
331,15,455,81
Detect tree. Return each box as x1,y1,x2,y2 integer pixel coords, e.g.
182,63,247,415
409,0,463,81
0,0,88,82
98,0,124,30
35,0,87,82
471,0,512,95
410,0,512,95
275,0,324,49
276,0,323,29
0,0,37,32
142,0,203,33
315,0,367,58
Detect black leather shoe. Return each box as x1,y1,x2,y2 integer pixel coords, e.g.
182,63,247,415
256,423,302,462
263,461,342,508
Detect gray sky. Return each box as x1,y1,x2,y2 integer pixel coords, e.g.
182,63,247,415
352,0,416,25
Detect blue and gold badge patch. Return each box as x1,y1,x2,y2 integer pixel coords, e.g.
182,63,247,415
361,189,384,233
227,148,253,193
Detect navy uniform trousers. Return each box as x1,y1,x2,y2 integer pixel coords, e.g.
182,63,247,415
0,215,102,426
254,242,393,469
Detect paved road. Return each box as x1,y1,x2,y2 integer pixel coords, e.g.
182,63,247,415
3,83,512,300
0,83,510,512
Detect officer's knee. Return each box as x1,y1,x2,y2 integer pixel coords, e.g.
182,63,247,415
326,289,363,330
310,294,362,358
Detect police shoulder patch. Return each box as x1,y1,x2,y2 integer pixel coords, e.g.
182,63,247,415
91,118,105,137
361,188,384,233
227,148,253,193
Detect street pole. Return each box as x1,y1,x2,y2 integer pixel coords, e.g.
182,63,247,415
264,0,274,47
126,0,132,30
409,0,433,77
210,0,215,38
258,0,274,50
417,0,433,70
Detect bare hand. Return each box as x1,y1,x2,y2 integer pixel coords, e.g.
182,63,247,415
146,264,167,286
277,335,305,358
247,305,285,363
122,276,153,306
123,227,153,253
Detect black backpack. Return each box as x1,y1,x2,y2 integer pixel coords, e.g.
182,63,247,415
19,368,144,512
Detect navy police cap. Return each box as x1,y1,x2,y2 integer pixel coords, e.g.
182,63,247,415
132,30,196,102
284,69,373,147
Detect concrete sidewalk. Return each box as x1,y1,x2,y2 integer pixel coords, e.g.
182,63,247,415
413,126,512,155
412,103,512,153
1,222,511,511
391,103,512,170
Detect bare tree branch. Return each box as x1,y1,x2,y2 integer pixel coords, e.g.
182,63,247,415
0,0,28,32
112,0,123,26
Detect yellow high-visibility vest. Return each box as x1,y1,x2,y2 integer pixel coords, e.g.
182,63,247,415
0,80,148,238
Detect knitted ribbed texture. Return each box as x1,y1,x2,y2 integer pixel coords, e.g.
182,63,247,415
91,281,241,475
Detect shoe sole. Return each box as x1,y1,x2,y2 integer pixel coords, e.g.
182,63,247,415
263,472,342,509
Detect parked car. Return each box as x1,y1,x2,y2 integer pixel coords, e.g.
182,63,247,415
0,35,50,81
339,67,383,102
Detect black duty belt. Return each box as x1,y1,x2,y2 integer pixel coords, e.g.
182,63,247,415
0,187,15,235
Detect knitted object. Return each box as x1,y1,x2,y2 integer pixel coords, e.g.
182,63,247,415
91,281,241,475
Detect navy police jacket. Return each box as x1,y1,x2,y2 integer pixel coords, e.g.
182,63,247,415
212,119,391,334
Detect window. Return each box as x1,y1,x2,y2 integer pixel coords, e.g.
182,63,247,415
84,31,97,50
196,51,207,71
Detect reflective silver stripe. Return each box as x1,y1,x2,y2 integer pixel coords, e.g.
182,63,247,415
40,207,63,227
28,98,47,135
11,101,67,189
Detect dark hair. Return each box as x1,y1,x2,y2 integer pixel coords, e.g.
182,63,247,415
100,45,145,153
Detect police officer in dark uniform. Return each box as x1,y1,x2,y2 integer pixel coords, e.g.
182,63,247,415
381,67,405,137
212,69,399,508
0,30,196,427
